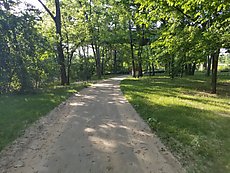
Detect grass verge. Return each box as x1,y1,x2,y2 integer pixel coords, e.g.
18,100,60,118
121,72,230,173
0,83,87,151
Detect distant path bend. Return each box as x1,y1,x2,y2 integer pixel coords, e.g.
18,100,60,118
3,76,185,173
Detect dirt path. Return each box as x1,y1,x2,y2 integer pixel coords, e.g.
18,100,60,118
0,76,185,173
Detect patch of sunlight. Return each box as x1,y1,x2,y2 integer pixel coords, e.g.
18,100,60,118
118,125,131,130
89,136,117,152
93,83,113,87
119,100,128,104
67,89,77,93
132,129,153,137
83,95,95,99
107,123,117,128
85,128,96,133
109,93,120,96
110,77,126,81
99,124,109,129
69,102,85,106
50,99,56,103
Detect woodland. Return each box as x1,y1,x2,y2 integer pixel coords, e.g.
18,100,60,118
0,0,229,94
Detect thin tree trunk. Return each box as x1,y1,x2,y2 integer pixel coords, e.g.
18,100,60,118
113,49,117,74
192,62,196,75
95,44,101,79
67,50,74,85
82,46,89,80
129,20,136,78
149,64,152,76
211,49,220,94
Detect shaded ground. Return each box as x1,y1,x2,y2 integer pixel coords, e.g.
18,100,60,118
0,76,184,173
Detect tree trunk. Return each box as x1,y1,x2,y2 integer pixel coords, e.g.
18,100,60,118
96,45,101,79
113,49,117,74
38,0,67,85
82,46,89,80
211,49,220,94
152,62,155,76
67,50,74,85
149,64,152,76
192,62,196,75
55,0,67,85
129,20,136,78
92,43,101,79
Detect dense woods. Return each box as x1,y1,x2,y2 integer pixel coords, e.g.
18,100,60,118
0,0,229,94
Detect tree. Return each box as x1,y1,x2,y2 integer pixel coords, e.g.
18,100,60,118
38,0,67,85
135,0,230,93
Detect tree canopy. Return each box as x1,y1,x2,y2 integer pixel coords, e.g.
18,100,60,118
0,0,229,93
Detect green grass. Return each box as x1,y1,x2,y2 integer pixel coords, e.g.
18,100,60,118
0,83,87,151
121,72,230,173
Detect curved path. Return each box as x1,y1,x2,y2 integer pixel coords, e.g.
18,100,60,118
1,76,185,173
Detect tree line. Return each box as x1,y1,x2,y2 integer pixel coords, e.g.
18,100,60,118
0,0,229,94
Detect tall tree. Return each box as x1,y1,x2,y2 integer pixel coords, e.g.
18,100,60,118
38,0,67,85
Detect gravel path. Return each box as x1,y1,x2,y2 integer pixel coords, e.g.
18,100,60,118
0,76,185,173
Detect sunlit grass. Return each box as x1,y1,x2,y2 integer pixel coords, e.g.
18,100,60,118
121,72,230,173
0,83,87,151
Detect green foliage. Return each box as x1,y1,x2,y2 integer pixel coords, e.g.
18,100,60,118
0,1,53,93
121,73,230,173
135,0,230,78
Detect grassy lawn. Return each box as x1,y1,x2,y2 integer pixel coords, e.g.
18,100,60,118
0,83,87,151
121,72,230,173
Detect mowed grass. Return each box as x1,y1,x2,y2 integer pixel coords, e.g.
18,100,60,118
121,72,230,173
0,83,87,151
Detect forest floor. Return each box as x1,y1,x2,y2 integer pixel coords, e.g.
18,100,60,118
0,76,184,173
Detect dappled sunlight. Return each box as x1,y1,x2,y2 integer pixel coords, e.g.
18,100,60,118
107,123,117,128
98,123,131,131
110,76,127,81
88,136,117,152
132,129,153,137
119,100,128,104
118,125,131,130
93,83,113,87
84,128,96,133
74,93,82,97
99,124,109,129
98,123,117,129
109,93,120,96
69,102,85,106
83,95,96,100
121,75,230,172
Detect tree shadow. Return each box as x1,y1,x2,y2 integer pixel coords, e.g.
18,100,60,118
121,77,230,173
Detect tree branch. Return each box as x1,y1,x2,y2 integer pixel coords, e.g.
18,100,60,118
172,6,195,23
37,0,56,22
